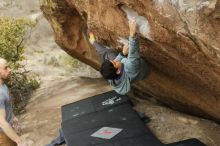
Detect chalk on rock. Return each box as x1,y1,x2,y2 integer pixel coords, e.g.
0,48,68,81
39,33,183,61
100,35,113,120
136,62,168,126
121,5,152,40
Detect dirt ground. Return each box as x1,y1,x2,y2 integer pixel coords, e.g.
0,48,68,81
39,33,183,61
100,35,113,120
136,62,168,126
1,0,220,146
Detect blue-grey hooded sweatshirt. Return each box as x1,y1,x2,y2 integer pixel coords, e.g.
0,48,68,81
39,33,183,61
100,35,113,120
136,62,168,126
109,36,150,95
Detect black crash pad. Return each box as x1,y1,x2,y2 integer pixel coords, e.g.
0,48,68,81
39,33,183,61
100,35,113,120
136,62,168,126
64,117,163,146
62,104,139,135
94,135,162,146
61,90,130,121
61,91,206,146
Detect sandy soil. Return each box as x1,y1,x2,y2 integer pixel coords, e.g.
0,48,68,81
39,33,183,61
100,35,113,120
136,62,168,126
0,0,219,146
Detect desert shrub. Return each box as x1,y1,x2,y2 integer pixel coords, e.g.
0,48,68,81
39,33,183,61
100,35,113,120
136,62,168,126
0,17,40,114
45,56,60,67
61,54,81,68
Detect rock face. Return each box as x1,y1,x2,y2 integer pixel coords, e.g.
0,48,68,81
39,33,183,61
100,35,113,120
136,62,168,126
41,0,220,122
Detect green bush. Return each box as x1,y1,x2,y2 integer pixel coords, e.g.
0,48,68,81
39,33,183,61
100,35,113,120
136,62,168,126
0,17,40,114
61,54,81,68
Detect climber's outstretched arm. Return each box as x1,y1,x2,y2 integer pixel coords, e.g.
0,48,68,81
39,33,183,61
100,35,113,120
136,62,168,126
124,19,141,75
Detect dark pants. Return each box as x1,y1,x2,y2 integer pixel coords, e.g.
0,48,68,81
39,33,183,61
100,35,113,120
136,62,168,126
45,129,65,146
93,41,117,63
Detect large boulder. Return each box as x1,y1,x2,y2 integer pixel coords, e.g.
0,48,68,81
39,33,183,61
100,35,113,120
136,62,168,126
41,0,220,122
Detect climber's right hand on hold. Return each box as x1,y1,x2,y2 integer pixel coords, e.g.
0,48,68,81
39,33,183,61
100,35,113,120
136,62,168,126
129,18,137,37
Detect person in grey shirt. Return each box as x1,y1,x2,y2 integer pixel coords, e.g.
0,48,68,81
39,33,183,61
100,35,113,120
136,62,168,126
88,18,150,95
0,57,28,146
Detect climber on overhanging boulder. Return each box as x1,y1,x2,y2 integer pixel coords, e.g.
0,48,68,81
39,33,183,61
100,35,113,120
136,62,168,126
88,18,150,95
